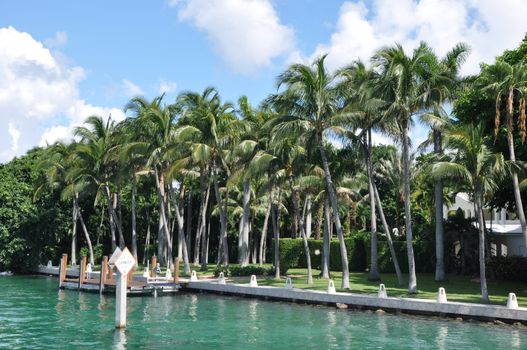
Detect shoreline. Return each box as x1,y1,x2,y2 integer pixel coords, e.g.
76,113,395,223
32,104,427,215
29,265,527,325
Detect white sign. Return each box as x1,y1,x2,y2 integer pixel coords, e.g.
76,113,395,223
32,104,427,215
108,247,122,268
114,247,136,275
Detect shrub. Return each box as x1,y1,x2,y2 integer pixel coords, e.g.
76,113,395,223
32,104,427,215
213,264,273,277
79,244,104,263
487,256,527,282
276,234,369,274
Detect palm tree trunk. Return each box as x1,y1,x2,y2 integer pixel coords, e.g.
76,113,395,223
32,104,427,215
169,185,191,275
131,176,138,264
199,182,211,269
402,122,417,293
433,130,446,282
271,187,280,279
104,185,120,252
74,194,94,266
238,179,251,266
186,190,192,260
107,200,116,252
366,130,380,281
154,166,173,269
475,193,489,302
213,166,229,267
116,192,125,248
290,178,313,284
259,198,271,265
194,173,206,265
71,198,77,266
315,202,323,240
374,183,403,286
305,195,312,238
506,106,527,249
319,143,350,289
322,197,331,279
143,208,151,265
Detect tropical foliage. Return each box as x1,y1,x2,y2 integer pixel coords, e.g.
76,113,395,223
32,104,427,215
3,36,527,302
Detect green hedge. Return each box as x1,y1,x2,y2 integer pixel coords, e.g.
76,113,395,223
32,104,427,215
277,235,368,274
487,256,527,282
213,264,273,277
277,233,436,274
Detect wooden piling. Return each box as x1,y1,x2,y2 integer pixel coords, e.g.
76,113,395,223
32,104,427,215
174,259,180,283
99,256,108,294
151,256,157,277
58,253,67,288
78,256,87,290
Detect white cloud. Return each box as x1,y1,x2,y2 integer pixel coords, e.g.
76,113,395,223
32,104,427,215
0,26,124,162
310,0,527,75
158,80,177,94
174,0,295,74
122,79,143,97
8,123,20,152
45,31,68,48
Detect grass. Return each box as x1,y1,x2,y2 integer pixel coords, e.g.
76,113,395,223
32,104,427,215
98,262,527,306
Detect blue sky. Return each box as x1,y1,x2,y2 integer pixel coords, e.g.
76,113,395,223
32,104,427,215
1,0,527,162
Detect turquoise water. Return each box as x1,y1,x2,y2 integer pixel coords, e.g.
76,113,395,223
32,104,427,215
0,276,526,349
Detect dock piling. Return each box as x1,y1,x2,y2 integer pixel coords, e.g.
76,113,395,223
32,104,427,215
78,256,87,290
99,256,108,294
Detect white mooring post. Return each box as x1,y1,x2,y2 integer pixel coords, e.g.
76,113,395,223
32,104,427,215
111,247,135,329
436,287,447,303
507,293,519,309
378,284,387,298
249,275,258,287
218,272,226,284
327,280,336,294
285,277,293,289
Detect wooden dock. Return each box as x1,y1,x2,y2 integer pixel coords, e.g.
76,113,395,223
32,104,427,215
37,253,181,296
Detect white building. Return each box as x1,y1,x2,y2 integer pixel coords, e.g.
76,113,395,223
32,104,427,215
444,193,527,257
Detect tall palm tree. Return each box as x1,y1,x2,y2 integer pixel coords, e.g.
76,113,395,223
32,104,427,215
267,55,352,288
479,61,527,250
124,96,179,268
73,115,124,252
372,42,438,293
420,43,470,282
432,123,505,302
177,87,239,268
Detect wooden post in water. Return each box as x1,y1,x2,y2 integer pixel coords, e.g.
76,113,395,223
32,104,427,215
78,256,87,290
150,256,157,278
99,256,108,294
174,259,180,283
58,253,68,288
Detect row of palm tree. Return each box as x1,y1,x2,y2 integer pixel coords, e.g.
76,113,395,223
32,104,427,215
36,41,527,301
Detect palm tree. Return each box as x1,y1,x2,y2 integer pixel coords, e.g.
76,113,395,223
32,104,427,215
73,115,124,253
268,55,351,289
372,42,438,293
177,87,239,268
432,123,505,302
420,43,470,282
479,61,527,250
123,96,179,268
35,142,95,266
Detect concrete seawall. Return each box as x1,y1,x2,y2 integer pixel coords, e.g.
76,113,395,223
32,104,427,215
184,281,527,323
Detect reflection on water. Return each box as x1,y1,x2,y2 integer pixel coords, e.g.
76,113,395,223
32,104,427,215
114,329,127,350
436,325,448,350
1,276,526,350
